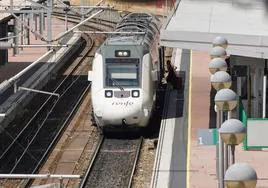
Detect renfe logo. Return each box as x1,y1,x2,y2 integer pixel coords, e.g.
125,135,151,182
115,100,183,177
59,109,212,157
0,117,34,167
112,101,134,106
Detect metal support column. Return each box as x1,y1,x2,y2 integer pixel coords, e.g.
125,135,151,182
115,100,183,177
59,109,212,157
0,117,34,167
65,13,68,31
13,18,19,55
27,15,30,45
218,111,224,188
47,0,53,50
20,14,24,50
247,66,252,117
39,12,43,35
80,0,84,21
42,4,46,30
230,145,235,165
216,109,219,179
34,13,38,40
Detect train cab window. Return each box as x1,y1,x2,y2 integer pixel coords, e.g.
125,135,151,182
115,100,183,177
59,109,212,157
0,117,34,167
105,58,140,87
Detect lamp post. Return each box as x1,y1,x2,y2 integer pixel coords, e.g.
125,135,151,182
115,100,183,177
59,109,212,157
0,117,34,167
209,58,228,74
210,46,227,59
225,163,257,188
209,36,230,188
213,36,228,49
214,88,237,188
210,71,231,182
219,119,246,165
215,88,237,112
211,71,232,90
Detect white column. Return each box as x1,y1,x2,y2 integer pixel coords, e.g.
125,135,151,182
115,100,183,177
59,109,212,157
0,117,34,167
263,75,266,118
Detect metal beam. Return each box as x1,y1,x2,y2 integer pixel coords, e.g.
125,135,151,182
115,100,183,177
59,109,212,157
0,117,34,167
54,5,110,9
0,114,6,117
0,10,47,14
0,42,68,49
74,31,145,35
47,0,53,48
0,174,80,179
18,87,60,97
16,44,68,47
13,18,19,55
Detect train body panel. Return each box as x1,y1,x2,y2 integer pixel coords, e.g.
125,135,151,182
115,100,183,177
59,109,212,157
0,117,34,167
89,13,161,129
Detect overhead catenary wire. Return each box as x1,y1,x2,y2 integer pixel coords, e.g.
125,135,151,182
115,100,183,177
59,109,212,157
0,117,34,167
5,2,104,43
55,0,105,16
53,9,104,42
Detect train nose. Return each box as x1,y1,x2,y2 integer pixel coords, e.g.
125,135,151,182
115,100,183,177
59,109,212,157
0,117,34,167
102,105,142,125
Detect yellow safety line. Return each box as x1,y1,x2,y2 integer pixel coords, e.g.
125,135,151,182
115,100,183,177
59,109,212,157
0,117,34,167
186,50,193,188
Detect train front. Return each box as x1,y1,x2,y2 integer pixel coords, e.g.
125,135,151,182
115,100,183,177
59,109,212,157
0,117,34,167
89,44,155,129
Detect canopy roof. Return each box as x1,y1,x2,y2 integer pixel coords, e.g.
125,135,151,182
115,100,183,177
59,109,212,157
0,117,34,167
161,0,268,58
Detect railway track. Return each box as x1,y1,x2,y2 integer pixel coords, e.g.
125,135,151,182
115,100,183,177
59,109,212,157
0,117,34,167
80,136,143,188
52,9,118,33
0,37,93,186
0,8,118,187
53,10,117,28
0,10,111,187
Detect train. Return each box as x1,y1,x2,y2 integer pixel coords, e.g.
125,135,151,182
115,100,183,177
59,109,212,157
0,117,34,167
88,12,161,131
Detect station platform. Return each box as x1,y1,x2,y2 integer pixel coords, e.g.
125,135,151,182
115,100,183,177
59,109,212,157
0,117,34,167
157,0,268,187
0,17,74,82
151,48,189,188
151,48,268,188
0,0,39,22
190,50,268,188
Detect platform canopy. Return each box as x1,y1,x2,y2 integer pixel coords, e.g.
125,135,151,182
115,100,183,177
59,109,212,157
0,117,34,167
161,0,268,59
0,0,40,23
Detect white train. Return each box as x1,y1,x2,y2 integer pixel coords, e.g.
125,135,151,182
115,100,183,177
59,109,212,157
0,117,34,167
88,13,161,130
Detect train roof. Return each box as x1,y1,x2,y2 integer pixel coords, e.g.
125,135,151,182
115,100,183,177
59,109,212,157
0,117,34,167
106,13,160,46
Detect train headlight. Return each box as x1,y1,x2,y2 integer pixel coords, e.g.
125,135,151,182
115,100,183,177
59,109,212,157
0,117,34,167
118,51,123,56
132,90,140,98
105,90,113,98
115,50,130,57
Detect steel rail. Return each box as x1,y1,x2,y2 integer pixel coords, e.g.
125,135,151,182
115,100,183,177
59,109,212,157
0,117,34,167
20,31,95,187
55,0,104,16
0,44,88,160
11,32,94,172
9,75,81,173
1,7,105,187
53,9,103,42
79,137,143,188
0,22,93,174
127,137,143,188
53,13,116,32
21,82,91,187
52,11,117,25
79,135,104,188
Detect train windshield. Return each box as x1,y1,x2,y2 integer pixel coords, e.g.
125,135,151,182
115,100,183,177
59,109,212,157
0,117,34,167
105,58,140,87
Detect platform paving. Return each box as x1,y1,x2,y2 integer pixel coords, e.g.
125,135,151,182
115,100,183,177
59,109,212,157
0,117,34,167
0,17,75,82
190,50,268,187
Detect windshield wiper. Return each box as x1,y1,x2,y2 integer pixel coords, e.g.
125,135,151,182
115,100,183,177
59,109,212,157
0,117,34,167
110,78,124,91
